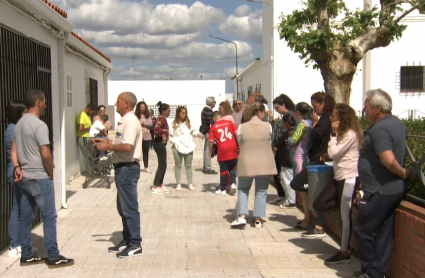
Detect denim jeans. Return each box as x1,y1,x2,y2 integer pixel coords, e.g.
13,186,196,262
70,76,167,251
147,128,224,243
19,177,59,260
8,177,22,248
237,176,270,218
114,163,142,246
203,133,211,171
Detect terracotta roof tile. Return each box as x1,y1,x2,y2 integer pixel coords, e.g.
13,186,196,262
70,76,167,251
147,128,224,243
41,0,111,63
42,0,67,18
71,32,111,63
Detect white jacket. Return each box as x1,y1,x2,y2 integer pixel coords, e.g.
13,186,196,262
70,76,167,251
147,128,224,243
169,122,200,154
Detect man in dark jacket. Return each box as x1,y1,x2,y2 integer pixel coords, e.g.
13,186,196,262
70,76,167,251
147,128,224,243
200,96,217,174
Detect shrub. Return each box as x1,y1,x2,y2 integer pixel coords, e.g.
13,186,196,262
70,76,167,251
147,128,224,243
359,117,425,199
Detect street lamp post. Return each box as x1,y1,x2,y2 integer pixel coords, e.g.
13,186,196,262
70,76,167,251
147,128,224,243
247,0,274,102
203,32,239,98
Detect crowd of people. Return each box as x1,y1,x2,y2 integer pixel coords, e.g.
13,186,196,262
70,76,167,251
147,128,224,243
4,88,413,278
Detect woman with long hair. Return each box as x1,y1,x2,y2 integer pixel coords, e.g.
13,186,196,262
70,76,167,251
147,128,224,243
313,103,362,264
219,100,235,123
231,102,277,229
151,101,171,195
169,107,204,191
5,100,27,257
270,94,296,206
285,102,313,211
290,92,335,235
135,101,153,173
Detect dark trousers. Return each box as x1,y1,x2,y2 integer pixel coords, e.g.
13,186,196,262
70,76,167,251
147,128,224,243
142,140,151,168
218,159,237,191
353,191,405,278
150,131,154,148
272,156,285,198
114,163,142,245
153,138,167,186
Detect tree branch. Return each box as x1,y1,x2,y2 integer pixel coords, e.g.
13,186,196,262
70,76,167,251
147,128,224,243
394,5,419,24
382,1,413,11
317,0,329,31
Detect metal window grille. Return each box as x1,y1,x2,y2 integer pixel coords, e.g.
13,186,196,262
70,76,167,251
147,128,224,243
0,25,54,252
148,105,187,119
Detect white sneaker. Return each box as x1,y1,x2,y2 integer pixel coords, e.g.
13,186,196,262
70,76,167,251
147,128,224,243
151,187,164,195
230,183,237,194
255,221,263,229
160,186,170,193
231,217,247,228
269,196,285,204
189,184,195,191
8,247,21,258
215,189,226,195
176,184,182,191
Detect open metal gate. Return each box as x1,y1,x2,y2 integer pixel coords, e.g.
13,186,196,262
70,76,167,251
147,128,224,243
0,25,54,252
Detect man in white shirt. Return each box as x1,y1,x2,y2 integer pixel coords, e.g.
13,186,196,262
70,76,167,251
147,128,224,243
93,92,143,258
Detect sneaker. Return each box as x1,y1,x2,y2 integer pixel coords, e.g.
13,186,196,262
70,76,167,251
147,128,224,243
176,184,182,191
215,189,226,195
116,245,143,258
268,196,285,204
324,251,351,265
145,168,152,173
301,228,326,238
189,184,195,191
108,240,129,253
278,199,296,209
151,187,164,195
46,255,74,269
255,221,263,229
20,253,45,266
160,185,170,193
8,246,21,258
231,217,246,228
230,183,237,194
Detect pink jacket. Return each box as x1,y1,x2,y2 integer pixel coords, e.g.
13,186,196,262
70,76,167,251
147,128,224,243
328,129,359,181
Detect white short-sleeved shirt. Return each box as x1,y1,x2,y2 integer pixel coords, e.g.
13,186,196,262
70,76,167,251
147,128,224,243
112,111,143,164
89,121,105,137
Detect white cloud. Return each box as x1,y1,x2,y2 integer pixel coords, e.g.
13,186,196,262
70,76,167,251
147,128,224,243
219,6,262,43
75,30,200,49
104,41,254,63
234,4,251,17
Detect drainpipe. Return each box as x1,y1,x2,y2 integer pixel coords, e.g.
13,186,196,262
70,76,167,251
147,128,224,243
59,32,70,209
103,68,111,108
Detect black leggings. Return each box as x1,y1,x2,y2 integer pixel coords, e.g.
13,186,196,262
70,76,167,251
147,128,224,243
142,140,151,168
153,137,167,186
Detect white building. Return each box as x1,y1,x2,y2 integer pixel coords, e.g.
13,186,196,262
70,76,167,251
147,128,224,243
235,0,425,118
108,80,226,130
0,0,113,210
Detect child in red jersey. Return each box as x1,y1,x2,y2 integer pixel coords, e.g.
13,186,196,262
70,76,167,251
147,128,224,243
208,111,239,195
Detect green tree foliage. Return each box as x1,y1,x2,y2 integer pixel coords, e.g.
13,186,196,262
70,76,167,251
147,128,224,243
278,0,425,104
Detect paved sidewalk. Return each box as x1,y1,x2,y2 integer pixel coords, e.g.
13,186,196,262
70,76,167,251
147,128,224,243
0,140,360,278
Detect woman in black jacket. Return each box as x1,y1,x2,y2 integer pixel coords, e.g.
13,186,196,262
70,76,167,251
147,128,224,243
290,92,335,236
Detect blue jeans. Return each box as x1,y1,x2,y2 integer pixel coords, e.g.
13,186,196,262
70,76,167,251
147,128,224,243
19,177,59,260
237,176,270,218
8,176,22,248
114,163,142,246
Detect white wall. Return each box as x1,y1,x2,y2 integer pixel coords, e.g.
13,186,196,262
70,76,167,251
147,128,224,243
108,80,226,129
64,55,106,179
0,1,62,209
238,61,263,101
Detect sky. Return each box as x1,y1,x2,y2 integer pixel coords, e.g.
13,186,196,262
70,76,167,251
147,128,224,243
49,0,263,93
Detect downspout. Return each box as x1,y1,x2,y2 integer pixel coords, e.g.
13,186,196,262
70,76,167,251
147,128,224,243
103,68,111,110
59,32,70,209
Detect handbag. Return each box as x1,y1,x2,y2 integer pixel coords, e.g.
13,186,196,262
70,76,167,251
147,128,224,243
199,124,209,135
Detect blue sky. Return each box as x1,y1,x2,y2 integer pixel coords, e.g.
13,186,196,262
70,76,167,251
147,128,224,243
52,0,263,93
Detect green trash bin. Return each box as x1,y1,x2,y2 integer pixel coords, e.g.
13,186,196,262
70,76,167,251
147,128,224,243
306,165,334,211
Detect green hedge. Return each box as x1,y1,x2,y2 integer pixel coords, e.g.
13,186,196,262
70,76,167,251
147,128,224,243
359,117,425,199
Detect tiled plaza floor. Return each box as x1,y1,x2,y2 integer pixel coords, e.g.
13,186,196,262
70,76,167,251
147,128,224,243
0,139,360,278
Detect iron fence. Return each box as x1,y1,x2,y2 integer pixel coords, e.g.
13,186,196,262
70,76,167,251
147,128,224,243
0,25,53,252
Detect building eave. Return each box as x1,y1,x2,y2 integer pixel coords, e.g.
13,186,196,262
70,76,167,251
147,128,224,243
67,35,113,69
16,0,74,32
231,58,261,81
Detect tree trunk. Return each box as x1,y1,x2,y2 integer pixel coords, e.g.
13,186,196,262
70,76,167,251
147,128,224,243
319,51,358,105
